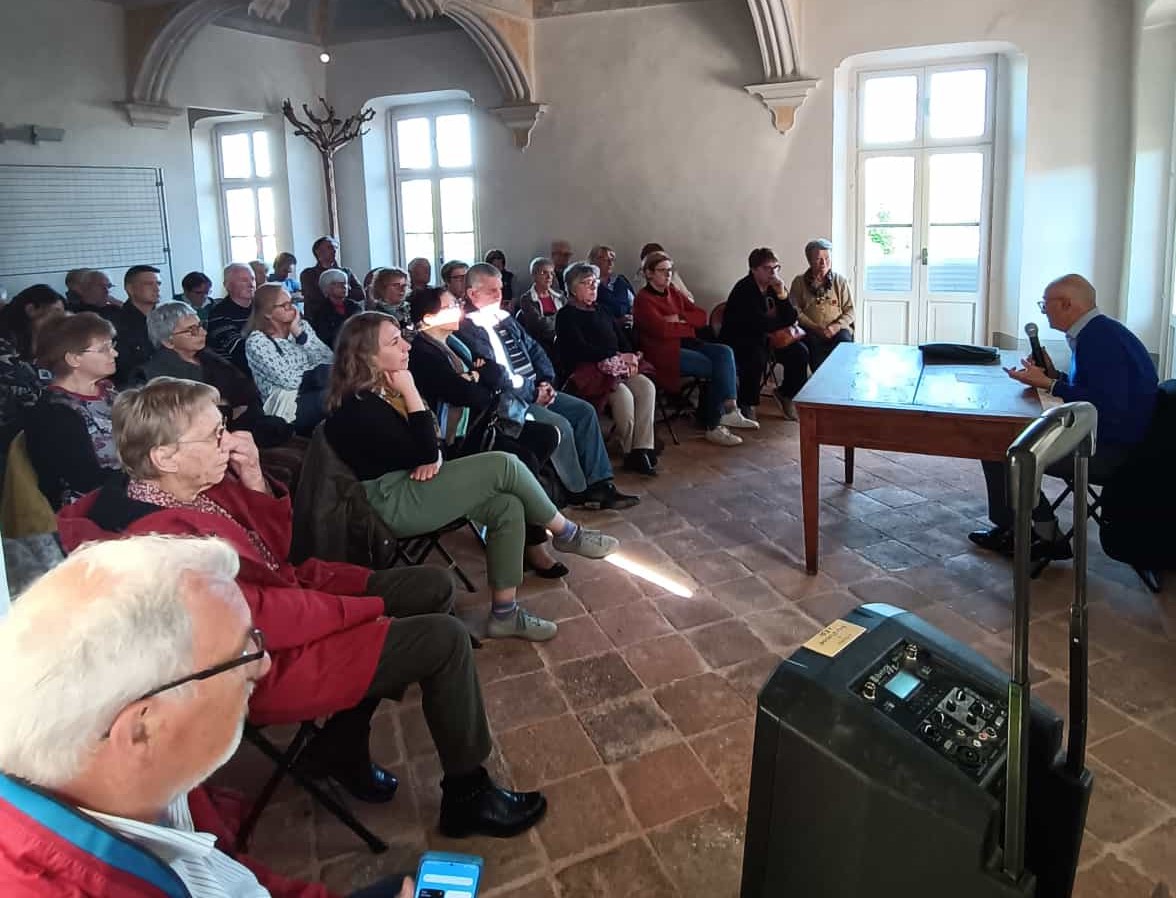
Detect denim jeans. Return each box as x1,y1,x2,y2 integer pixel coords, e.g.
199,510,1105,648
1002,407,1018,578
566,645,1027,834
528,391,615,492
679,342,737,428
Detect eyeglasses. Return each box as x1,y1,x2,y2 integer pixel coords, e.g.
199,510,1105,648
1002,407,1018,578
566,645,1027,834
177,420,227,449
81,342,116,355
1036,297,1061,313
758,263,781,273
272,301,295,311
652,265,674,275
134,628,266,703
171,324,206,338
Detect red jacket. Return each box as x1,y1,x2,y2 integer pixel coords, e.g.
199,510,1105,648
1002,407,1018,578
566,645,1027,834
634,285,707,392
57,476,390,727
0,775,335,898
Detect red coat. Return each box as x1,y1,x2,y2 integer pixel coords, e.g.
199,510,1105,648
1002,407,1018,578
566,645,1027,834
634,285,707,392
57,477,390,727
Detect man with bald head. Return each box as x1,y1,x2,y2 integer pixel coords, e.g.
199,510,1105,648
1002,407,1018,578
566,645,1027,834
969,274,1158,559
0,534,416,897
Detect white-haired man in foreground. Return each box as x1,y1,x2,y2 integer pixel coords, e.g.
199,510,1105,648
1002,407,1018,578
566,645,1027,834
0,535,412,898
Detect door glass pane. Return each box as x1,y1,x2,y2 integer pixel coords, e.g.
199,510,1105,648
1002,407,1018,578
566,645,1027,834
928,226,980,293
261,236,279,267
436,114,472,168
396,118,432,170
257,187,276,236
442,233,476,268
252,131,272,178
225,188,257,237
928,153,983,223
928,70,987,140
863,156,915,292
439,177,474,232
861,75,917,144
404,233,435,271
230,236,258,263
400,180,434,233
220,133,252,179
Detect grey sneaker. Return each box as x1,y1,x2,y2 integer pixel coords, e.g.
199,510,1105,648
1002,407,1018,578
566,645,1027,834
551,526,618,559
486,606,558,642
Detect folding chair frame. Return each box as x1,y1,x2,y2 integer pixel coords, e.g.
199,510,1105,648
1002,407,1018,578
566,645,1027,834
394,519,486,592
656,377,706,446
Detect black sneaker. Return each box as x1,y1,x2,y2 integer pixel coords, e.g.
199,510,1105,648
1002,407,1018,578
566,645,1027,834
968,527,1012,553
598,481,640,510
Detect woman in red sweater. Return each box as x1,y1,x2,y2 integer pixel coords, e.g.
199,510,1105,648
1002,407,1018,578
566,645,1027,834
634,252,758,447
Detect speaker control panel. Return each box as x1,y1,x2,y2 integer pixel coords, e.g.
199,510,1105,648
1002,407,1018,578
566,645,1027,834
852,640,1008,784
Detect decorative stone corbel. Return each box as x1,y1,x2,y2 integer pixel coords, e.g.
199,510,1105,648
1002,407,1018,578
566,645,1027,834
120,101,184,130
488,102,547,150
744,78,819,134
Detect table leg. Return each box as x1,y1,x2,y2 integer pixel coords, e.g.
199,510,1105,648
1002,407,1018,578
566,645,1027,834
799,408,819,574
845,446,855,485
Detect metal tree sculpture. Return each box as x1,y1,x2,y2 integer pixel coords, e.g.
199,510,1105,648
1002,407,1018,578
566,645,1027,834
282,97,375,239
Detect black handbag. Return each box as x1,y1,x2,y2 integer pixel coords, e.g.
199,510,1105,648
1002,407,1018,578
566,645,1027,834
918,343,1000,364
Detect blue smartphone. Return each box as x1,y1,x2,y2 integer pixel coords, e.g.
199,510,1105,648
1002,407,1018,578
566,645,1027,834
414,851,483,898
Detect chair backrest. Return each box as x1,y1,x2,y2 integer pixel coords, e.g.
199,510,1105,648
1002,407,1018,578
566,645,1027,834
1,432,56,538
709,302,726,335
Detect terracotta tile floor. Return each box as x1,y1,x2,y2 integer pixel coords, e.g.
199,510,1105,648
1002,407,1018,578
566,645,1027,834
215,406,1176,897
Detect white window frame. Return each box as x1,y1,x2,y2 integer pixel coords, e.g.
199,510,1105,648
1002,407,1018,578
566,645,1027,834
850,56,998,345
389,103,480,276
213,122,279,265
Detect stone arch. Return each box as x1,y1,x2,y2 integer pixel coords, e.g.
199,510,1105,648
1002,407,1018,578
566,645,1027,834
130,0,243,108
745,0,799,81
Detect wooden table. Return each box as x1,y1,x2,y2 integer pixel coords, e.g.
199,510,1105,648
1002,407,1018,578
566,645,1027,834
794,344,1044,574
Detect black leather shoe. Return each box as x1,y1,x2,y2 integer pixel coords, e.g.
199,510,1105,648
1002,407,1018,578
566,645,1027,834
968,527,1012,553
329,762,400,804
643,448,659,469
1030,535,1072,563
598,482,640,510
439,782,547,838
624,450,657,477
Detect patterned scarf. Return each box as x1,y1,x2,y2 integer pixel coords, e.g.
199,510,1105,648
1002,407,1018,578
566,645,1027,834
805,270,835,301
127,478,280,571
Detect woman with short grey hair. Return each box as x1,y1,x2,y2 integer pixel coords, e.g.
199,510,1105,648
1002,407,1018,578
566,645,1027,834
555,262,658,476
514,255,564,357
789,238,855,370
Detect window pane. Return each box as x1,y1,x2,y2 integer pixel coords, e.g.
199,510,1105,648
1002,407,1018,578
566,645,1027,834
863,156,914,225
439,177,474,232
404,233,435,272
401,180,434,233
252,131,272,178
396,118,432,169
442,232,475,268
230,236,258,263
928,153,983,224
262,236,279,267
864,226,913,292
225,188,257,237
257,187,277,236
436,114,472,168
929,69,987,140
220,132,252,179
928,225,980,293
861,75,917,144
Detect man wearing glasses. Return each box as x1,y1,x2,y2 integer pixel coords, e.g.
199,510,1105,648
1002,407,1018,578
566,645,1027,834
0,535,425,897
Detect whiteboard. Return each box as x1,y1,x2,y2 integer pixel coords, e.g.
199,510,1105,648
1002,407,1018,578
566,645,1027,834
0,165,172,285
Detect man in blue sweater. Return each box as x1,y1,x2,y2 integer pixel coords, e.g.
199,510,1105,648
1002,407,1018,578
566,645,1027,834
970,273,1158,560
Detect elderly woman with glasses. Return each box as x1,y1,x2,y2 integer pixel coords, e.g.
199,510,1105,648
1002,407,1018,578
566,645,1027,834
515,256,565,360
25,312,121,509
55,379,551,836
789,238,854,370
244,284,333,434
556,261,658,476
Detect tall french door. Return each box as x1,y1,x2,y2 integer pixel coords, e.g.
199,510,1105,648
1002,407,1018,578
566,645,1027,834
855,61,995,346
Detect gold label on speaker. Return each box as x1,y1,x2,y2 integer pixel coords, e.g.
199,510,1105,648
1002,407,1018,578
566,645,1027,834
803,619,867,658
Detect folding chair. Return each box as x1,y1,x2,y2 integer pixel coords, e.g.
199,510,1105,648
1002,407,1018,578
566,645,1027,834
236,721,388,855
395,518,486,592
656,377,707,446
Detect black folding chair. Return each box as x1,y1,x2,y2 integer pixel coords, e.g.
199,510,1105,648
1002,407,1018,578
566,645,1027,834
394,518,486,592
236,722,388,855
656,377,707,446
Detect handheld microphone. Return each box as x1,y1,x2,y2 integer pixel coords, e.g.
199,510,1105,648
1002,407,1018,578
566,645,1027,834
1024,322,1054,376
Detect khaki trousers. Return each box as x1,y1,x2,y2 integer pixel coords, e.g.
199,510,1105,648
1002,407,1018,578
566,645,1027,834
606,373,656,453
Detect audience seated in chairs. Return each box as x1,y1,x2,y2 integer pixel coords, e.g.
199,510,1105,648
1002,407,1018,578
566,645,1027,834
969,273,1159,563
179,270,214,321
55,379,550,840
269,251,302,300
0,535,429,898
634,250,758,447
66,269,121,314
324,312,619,642
460,264,639,511
556,261,659,476
369,266,412,329
484,249,515,307
25,312,121,510
789,238,855,370
515,256,565,361
637,242,696,304
441,260,470,303
109,264,163,387
408,256,432,292
207,262,257,372
138,301,296,452
0,286,63,483
408,286,570,579
309,268,364,349
720,247,809,421
589,245,636,331
244,285,333,436
299,236,365,320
